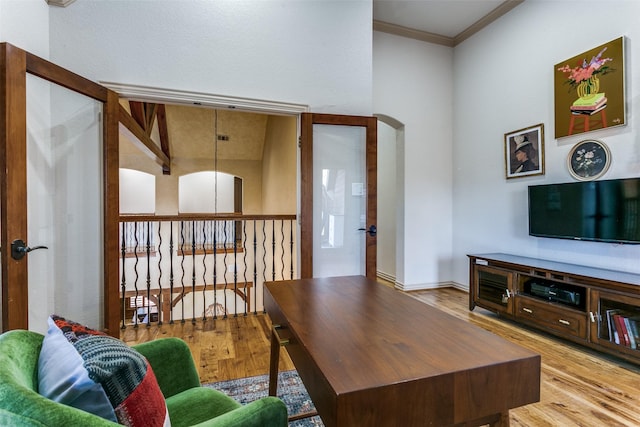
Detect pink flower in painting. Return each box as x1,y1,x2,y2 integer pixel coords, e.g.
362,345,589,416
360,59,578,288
557,47,613,87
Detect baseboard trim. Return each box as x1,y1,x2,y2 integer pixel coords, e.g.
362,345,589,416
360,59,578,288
450,282,469,292
397,281,469,292
375,272,469,293
376,271,396,284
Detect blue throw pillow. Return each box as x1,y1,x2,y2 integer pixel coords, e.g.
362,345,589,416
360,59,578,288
37,315,171,426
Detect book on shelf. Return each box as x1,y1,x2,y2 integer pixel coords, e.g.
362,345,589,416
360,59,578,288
606,309,621,344
628,317,640,349
613,314,631,347
623,317,637,350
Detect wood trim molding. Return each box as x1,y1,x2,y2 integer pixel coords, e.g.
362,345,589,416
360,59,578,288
26,52,108,102
453,0,524,45
101,82,309,115
374,0,524,47
0,43,29,331
299,113,378,279
373,20,454,47
46,0,77,6
299,114,313,278
103,88,121,337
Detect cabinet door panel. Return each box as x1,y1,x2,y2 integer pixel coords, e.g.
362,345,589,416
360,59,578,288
590,289,640,355
474,266,513,315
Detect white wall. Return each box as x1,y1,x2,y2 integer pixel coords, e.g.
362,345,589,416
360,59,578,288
452,0,640,287
179,171,235,213
373,31,454,289
48,0,372,115
120,169,156,214
0,0,49,58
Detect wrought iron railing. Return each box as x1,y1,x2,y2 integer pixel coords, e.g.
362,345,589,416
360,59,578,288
119,214,297,328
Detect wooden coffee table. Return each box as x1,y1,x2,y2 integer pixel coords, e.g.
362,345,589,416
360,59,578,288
265,276,540,427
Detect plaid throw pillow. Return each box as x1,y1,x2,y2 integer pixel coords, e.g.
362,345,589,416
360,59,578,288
38,315,171,427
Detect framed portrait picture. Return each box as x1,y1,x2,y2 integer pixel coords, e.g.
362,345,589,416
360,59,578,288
554,36,625,139
504,123,544,179
567,139,611,181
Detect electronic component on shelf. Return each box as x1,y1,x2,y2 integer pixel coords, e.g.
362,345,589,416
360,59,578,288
528,282,582,307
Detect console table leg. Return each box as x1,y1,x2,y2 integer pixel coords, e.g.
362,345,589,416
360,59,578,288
268,326,280,396
489,411,510,427
458,411,509,427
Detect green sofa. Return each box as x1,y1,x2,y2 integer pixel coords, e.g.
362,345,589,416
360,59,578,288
0,330,288,426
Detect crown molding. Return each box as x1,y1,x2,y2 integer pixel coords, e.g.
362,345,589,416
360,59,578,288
374,0,524,47
453,0,524,45
100,82,309,115
373,20,454,47
46,0,77,7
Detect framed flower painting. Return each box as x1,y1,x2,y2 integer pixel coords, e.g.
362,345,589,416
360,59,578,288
567,139,611,181
554,37,625,139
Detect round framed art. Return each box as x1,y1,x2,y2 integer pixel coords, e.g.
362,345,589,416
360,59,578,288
567,139,611,181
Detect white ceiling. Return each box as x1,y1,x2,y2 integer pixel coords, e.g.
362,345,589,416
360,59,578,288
373,0,524,46
52,1,523,47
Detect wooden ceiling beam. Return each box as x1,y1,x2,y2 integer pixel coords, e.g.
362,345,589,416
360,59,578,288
156,104,171,175
129,101,146,130
119,104,170,173
145,103,158,135
129,100,158,136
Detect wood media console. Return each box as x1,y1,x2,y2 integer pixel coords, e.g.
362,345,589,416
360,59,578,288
469,253,640,364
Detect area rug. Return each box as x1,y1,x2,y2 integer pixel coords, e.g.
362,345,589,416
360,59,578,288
204,370,324,426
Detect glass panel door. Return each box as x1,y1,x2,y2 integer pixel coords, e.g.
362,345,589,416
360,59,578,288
26,74,104,332
2,43,118,334
299,113,377,279
313,125,366,277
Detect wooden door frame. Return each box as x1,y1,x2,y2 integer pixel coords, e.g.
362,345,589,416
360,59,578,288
300,112,378,279
0,43,120,335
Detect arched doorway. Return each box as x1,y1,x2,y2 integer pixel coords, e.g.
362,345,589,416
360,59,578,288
376,114,404,287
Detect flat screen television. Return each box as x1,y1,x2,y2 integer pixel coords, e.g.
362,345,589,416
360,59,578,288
528,177,640,244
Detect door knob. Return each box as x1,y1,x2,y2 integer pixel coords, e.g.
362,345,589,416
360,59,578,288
358,225,377,237
11,239,49,260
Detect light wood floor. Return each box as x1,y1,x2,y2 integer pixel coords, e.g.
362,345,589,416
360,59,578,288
121,287,640,426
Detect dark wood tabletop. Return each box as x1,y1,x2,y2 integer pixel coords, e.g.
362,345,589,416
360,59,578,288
265,275,540,426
